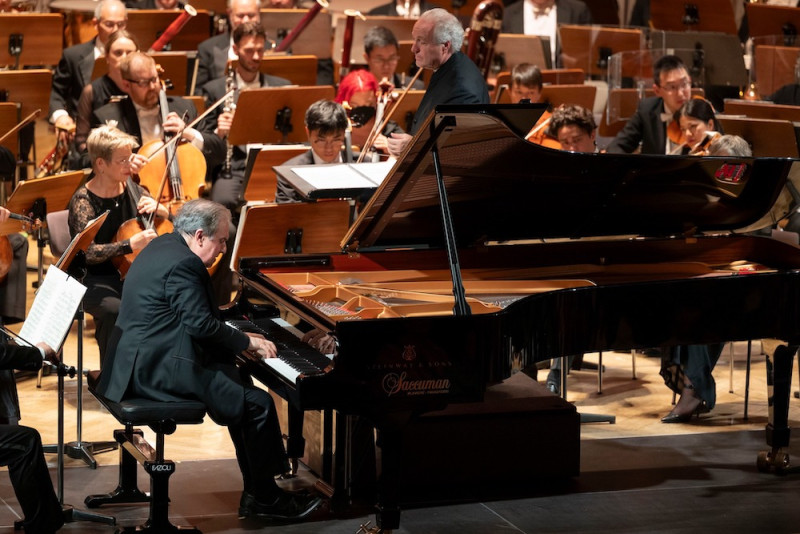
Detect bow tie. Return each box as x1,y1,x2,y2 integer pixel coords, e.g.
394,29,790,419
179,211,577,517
533,5,552,17
660,112,674,122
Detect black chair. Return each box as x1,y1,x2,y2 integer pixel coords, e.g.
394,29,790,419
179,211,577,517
84,371,207,533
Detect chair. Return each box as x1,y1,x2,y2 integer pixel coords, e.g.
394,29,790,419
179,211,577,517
85,370,207,533
46,209,70,260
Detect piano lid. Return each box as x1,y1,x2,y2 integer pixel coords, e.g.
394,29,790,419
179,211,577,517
343,104,800,251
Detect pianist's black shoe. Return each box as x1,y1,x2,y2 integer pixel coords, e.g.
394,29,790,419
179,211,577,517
239,490,322,521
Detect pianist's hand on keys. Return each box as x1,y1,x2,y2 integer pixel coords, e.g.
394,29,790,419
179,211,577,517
246,333,277,359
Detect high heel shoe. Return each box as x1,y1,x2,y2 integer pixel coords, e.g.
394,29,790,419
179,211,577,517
661,384,708,423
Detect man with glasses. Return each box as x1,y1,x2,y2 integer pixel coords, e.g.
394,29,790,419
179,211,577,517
364,26,424,90
607,55,692,155
49,0,128,143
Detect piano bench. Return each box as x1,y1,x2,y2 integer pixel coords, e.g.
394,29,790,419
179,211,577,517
84,371,206,534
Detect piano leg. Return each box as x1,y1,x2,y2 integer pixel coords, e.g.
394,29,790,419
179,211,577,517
758,343,799,474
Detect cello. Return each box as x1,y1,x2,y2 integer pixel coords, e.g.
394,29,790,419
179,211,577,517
136,78,207,216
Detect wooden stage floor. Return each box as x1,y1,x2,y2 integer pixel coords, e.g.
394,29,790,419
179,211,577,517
2,236,800,532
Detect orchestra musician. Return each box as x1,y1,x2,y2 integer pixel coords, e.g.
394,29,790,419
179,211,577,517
606,54,692,155
72,29,140,167
68,125,168,365
546,103,597,153
669,98,722,156
194,0,261,92
83,52,206,165
199,22,292,212
707,134,752,158
501,0,592,68
368,0,435,18
386,8,489,157
335,69,404,156
0,334,63,534
95,198,323,521
49,0,129,150
509,63,543,103
364,26,425,91
276,99,348,203
124,0,183,9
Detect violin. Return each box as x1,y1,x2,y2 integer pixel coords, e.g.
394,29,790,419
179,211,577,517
136,77,206,216
524,111,561,150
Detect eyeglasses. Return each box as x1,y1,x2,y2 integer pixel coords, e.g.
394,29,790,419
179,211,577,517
125,76,160,88
370,55,399,65
112,156,132,166
99,19,127,30
659,79,691,93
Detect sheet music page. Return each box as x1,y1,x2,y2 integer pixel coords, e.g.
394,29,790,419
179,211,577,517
19,267,87,351
292,161,394,189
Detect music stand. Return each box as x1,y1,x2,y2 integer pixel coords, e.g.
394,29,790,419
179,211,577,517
227,85,335,145
50,212,116,526
541,84,597,109
231,200,350,270
650,0,737,34
650,30,747,89
91,51,190,96
746,4,800,43
125,9,211,51
255,54,319,87
723,99,800,123
0,102,19,164
717,116,799,158
241,145,308,203
4,171,84,287
754,45,798,97
494,33,551,72
0,69,51,122
260,7,333,59
386,90,424,134
558,25,644,78
0,14,63,68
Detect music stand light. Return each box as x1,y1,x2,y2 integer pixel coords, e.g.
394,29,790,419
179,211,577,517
0,14,63,67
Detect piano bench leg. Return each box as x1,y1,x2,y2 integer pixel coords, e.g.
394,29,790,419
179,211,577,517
85,428,149,508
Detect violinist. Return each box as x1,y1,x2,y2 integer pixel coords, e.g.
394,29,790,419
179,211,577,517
546,103,597,153
669,99,722,156
335,69,404,158
363,26,425,91
607,55,692,155
199,22,292,212
68,125,169,365
72,29,140,168
276,100,348,204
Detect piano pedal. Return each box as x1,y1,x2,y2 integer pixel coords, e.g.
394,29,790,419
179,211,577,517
355,520,391,534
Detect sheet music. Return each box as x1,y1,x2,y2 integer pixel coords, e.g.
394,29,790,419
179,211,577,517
292,161,395,190
19,266,86,351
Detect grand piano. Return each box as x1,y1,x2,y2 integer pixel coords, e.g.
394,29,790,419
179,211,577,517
233,105,800,532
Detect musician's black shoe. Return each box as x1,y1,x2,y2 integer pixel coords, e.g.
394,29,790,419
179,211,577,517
545,369,560,396
238,491,322,521
661,384,709,423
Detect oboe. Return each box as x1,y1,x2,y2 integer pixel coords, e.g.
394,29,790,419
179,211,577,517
219,62,236,180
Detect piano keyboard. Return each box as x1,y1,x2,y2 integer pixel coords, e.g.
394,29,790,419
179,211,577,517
226,317,333,384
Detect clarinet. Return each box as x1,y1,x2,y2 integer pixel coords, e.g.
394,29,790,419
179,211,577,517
219,62,236,180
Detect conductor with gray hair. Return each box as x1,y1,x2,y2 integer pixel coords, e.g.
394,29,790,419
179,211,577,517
386,8,489,156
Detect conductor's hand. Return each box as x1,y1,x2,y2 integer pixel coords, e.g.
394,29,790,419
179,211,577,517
247,333,277,359
36,342,59,366
129,229,158,251
387,133,412,158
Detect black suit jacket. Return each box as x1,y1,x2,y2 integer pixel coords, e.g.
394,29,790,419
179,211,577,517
97,231,250,423
275,150,315,204
411,51,489,134
49,39,97,119
501,0,592,67
606,96,667,155
195,33,231,93
0,345,41,373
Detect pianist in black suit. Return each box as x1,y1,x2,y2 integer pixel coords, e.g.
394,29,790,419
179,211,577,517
96,199,322,520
